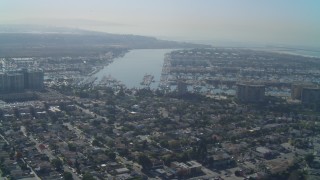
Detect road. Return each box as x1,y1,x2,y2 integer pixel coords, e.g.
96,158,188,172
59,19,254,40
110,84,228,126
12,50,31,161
65,104,147,177
1,131,41,180
21,126,81,180
53,91,147,177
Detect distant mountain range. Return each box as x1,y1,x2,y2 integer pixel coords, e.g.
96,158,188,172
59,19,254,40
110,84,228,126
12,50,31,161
0,25,211,57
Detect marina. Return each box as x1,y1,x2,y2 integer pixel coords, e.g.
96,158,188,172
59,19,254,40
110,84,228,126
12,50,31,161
140,74,155,88
83,48,320,97
158,48,320,96
92,49,174,89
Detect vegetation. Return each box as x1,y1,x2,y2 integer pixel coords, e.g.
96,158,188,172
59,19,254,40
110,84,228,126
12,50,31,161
305,153,315,165
51,158,63,171
138,154,152,169
82,173,96,180
63,172,73,180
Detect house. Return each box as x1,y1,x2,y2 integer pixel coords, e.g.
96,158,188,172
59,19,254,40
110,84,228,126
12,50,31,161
115,167,130,174
155,167,175,179
255,146,279,160
208,152,235,169
170,160,202,176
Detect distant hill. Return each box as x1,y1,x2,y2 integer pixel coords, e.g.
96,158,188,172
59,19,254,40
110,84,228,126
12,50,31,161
0,25,211,57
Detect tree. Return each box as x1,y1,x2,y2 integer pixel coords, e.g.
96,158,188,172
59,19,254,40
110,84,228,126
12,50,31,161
108,152,116,161
13,108,20,119
29,107,36,117
68,143,77,152
197,138,208,161
160,140,169,148
82,173,96,180
63,172,73,180
92,139,102,147
0,109,3,118
59,102,67,111
0,164,10,176
49,142,59,151
305,153,315,165
119,87,126,96
288,170,307,180
75,159,81,174
0,157,4,164
178,151,190,162
15,152,23,160
138,154,152,169
51,158,63,171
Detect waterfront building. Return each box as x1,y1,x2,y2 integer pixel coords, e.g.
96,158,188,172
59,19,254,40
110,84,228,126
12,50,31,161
24,69,44,90
0,73,7,92
177,80,188,95
236,83,265,103
7,73,24,92
0,69,44,94
291,83,314,100
301,87,320,104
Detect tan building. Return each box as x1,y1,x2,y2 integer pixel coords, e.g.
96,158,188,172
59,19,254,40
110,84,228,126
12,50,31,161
171,161,202,176
291,83,314,100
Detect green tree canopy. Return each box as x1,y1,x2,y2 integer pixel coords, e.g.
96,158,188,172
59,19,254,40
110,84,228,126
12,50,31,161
63,172,73,180
82,173,96,180
51,158,63,171
305,153,315,165
138,154,152,169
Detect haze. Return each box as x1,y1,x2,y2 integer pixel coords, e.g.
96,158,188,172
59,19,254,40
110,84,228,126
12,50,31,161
1,0,320,47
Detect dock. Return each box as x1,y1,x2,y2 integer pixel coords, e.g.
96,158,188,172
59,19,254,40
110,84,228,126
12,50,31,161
140,74,155,87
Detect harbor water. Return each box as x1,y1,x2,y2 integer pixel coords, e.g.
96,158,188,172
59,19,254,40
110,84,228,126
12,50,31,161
93,49,174,89
92,48,318,96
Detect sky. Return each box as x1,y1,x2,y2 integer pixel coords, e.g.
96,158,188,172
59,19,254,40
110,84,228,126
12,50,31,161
1,0,320,47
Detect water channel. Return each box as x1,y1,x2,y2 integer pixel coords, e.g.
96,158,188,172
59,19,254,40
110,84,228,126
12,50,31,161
92,48,316,97
93,49,173,89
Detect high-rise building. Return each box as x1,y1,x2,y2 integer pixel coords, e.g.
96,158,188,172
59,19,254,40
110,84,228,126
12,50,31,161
0,69,44,94
177,80,188,95
291,83,314,100
23,69,44,90
7,73,24,92
301,87,320,104
236,83,265,103
0,73,7,93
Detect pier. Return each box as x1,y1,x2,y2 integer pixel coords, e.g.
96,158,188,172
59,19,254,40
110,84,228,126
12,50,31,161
140,74,155,87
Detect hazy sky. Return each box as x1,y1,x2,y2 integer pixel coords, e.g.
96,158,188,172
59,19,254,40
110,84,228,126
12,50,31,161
1,0,320,47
